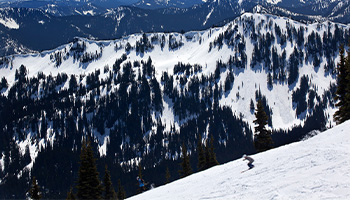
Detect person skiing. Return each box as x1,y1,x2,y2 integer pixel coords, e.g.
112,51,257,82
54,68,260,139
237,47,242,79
137,176,146,192
243,154,254,169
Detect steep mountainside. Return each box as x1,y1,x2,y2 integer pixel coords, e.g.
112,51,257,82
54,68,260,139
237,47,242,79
0,12,348,198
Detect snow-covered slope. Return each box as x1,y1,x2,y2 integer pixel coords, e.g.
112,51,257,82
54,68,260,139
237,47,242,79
128,120,350,200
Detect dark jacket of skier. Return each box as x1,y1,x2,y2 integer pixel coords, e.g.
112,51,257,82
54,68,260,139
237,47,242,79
243,155,254,169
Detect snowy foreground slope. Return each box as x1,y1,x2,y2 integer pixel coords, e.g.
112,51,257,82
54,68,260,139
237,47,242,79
128,121,350,200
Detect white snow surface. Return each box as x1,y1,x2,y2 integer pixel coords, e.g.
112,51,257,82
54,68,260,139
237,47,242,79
0,17,19,29
128,120,350,200
266,0,282,4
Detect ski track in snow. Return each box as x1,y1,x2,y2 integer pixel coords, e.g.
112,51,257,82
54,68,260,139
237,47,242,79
127,120,350,200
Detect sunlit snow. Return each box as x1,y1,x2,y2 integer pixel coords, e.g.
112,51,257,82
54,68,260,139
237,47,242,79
0,17,19,29
266,0,282,4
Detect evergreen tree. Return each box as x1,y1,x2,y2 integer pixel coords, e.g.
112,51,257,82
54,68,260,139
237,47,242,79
76,139,103,200
204,143,210,169
197,134,206,171
267,73,273,89
116,179,126,200
66,187,76,200
138,163,143,179
178,142,192,178
250,99,255,113
224,71,234,92
0,77,7,89
69,74,78,92
165,166,171,184
103,165,116,200
29,176,42,200
334,44,350,124
136,163,144,194
345,43,350,122
253,100,273,152
208,135,219,167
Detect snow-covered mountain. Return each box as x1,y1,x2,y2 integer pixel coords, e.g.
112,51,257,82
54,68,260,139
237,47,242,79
133,0,205,9
127,120,350,200
1,12,347,129
0,12,349,198
0,0,349,57
276,0,350,23
0,0,106,16
0,0,139,16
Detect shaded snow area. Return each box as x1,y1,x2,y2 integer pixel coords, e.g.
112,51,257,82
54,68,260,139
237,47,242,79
128,121,350,200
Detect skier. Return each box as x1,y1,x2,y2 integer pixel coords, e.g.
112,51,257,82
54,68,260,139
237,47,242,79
137,176,146,192
243,154,254,169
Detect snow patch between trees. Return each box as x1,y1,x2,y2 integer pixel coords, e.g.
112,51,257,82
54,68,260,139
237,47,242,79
0,17,19,29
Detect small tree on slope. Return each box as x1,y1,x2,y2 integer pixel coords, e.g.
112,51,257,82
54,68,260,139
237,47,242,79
253,100,273,152
334,43,350,124
208,135,219,168
103,165,116,200
76,139,103,200
179,142,192,178
165,166,171,184
116,179,126,200
197,134,206,171
29,176,42,200
66,187,75,200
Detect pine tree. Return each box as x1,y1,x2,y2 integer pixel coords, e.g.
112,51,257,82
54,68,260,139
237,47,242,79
165,166,171,184
138,163,143,179
76,139,103,200
69,74,78,92
178,142,192,178
344,43,350,121
204,143,210,169
334,44,350,124
253,100,273,152
137,163,144,194
208,135,219,167
197,134,206,171
66,187,76,200
250,99,255,113
116,179,126,200
29,176,42,200
103,165,116,200
267,73,273,89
